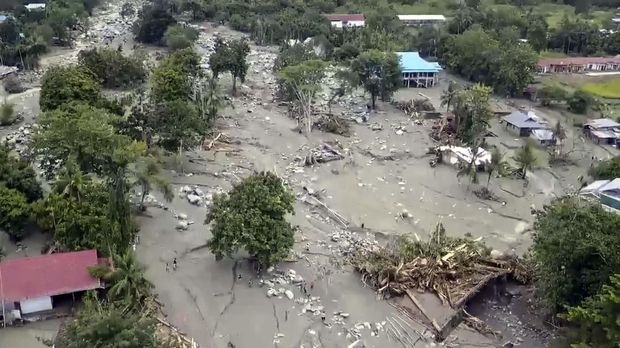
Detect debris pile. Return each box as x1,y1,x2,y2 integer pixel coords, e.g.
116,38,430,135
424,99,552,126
303,143,344,166
350,223,530,306
2,123,35,155
318,230,380,256
430,115,457,144
394,99,435,117
178,185,223,207
313,115,351,136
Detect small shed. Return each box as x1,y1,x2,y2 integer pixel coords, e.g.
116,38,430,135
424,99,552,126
324,14,365,29
0,250,104,322
530,128,556,146
502,111,546,136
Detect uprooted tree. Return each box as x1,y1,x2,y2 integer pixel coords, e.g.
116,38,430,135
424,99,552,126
205,171,295,267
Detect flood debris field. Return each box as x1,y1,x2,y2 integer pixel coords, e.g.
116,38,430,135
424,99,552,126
1,0,619,348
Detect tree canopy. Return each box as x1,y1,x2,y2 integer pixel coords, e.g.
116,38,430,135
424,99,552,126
205,172,295,267
589,156,620,180
209,37,250,95
133,2,176,45
0,144,42,202
532,197,620,312
40,66,102,111
0,186,31,240
78,48,147,88
351,49,401,109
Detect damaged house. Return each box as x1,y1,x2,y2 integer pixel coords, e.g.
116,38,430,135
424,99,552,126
583,118,620,145
502,111,547,137
437,145,492,170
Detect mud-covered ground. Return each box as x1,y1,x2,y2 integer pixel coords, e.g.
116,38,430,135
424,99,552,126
1,1,619,347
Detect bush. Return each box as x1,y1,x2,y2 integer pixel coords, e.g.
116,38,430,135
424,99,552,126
532,197,620,312
0,100,16,125
205,172,295,267
0,185,31,240
568,90,593,114
133,4,176,45
78,48,147,88
565,274,620,348
589,156,620,180
40,65,102,111
164,24,199,51
0,144,42,202
3,75,24,94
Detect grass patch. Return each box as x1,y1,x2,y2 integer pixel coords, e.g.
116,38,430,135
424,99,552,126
539,50,568,59
582,79,620,99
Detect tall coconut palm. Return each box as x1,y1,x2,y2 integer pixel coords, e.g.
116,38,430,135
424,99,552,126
487,147,505,188
440,81,459,112
54,157,91,202
133,156,173,211
513,141,537,179
91,250,153,309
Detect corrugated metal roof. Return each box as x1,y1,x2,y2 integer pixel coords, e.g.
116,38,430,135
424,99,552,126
502,111,546,129
530,128,555,141
538,56,620,67
325,14,365,22
584,118,620,129
396,52,442,73
0,250,102,302
398,15,446,21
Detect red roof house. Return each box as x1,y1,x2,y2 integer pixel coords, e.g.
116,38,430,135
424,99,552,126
0,250,103,317
324,14,366,28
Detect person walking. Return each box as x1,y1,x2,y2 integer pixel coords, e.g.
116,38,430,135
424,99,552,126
172,258,177,271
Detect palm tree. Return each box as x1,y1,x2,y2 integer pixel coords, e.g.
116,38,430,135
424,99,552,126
133,156,173,211
440,81,459,112
91,251,153,309
487,147,505,188
54,157,91,202
513,141,537,179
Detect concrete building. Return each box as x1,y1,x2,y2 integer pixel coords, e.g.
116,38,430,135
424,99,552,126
502,111,547,136
397,15,446,27
396,52,441,88
583,118,620,145
538,57,620,73
0,250,104,324
324,14,365,29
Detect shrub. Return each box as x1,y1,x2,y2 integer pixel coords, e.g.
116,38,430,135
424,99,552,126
164,25,199,51
0,185,31,240
0,100,16,125
589,156,620,180
78,48,147,88
532,197,620,312
3,75,24,94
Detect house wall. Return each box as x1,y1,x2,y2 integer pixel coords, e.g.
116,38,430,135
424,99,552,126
330,20,365,28
20,296,53,314
401,71,438,88
400,19,444,27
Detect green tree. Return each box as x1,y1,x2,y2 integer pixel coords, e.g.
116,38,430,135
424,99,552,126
40,66,102,111
0,100,16,126
540,85,568,106
132,156,173,211
453,84,493,145
148,99,205,151
0,144,42,202
569,90,593,114
56,293,164,348
566,274,620,348
273,43,318,72
526,15,548,52
487,147,505,187
0,186,31,240
53,157,92,202
164,24,198,51
351,50,401,109
90,251,153,309
589,156,620,180
205,172,295,267
532,197,620,312
209,38,250,95
278,59,327,133
494,42,537,96
78,48,147,88
33,103,140,176
133,3,176,44
150,49,201,103
440,81,459,112
513,141,537,179
33,182,126,256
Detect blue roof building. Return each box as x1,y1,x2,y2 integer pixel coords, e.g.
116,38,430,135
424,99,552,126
396,52,442,88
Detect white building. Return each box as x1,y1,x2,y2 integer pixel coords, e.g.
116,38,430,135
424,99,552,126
398,15,446,27
325,14,365,29
25,3,46,11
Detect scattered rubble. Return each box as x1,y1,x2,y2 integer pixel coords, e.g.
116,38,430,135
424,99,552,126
303,143,345,166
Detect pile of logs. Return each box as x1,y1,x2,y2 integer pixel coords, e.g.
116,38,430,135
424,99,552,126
351,223,530,307
394,99,436,117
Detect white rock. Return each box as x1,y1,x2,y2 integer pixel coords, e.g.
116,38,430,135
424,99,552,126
187,194,202,205
490,249,504,260
284,290,294,300
178,213,188,220
176,221,189,230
